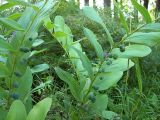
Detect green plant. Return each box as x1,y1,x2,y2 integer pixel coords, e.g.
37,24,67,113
0,0,58,119
6,97,52,120
45,1,160,119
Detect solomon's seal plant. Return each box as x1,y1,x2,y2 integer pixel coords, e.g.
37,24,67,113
0,0,58,119
45,0,160,119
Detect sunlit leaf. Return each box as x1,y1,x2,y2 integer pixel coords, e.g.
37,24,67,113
94,71,123,90
125,32,160,47
111,44,151,58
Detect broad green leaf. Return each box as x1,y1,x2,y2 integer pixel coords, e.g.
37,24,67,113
55,67,81,101
84,28,104,61
131,0,151,23
43,17,54,33
90,94,108,114
72,48,94,80
54,16,73,47
16,68,33,101
6,100,27,120
31,64,49,73
140,23,160,32
26,98,52,120
8,13,22,20
32,39,44,47
0,63,9,78
102,111,118,119
83,6,103,25
0,18,24,31
111,44,151,58
0,39,14,51
125,32,160,47
101,58,134,72
94,71,123,90
53,31,67,38
82,6,114,47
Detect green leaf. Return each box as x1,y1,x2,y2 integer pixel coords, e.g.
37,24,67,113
0,18,24,31
83,6,103,25
113,0,129,34
72,48,94,80
53,31,67,38
131,0,152,23
101,58,134,72
140,23,160,32
102,111,118,119
84,28,104,61
82,6,114,47
31,64,49,73
32,39,44,47
8,13,22,20
125,32,160,47
94,71,123,90
0,63,9,78
111,44,151,58
90,94,108,114
26,98,52,120
6,100,27,120
0,39,14,51
16,68,33,101
54,67,81,101
43,17,54,33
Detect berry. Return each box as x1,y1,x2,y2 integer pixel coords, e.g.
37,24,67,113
19,47,30,53
99,77,103,80
14,72,22,77
29,37,33,41
112,54,118,60
119,45,125,52
106,60,112,65
88,93,96,103
92,86,99,91
108,53,113,58
10,93,19,99
12,82,19,88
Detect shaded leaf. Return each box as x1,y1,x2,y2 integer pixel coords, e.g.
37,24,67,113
55,67,81,101
84,28,104,61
